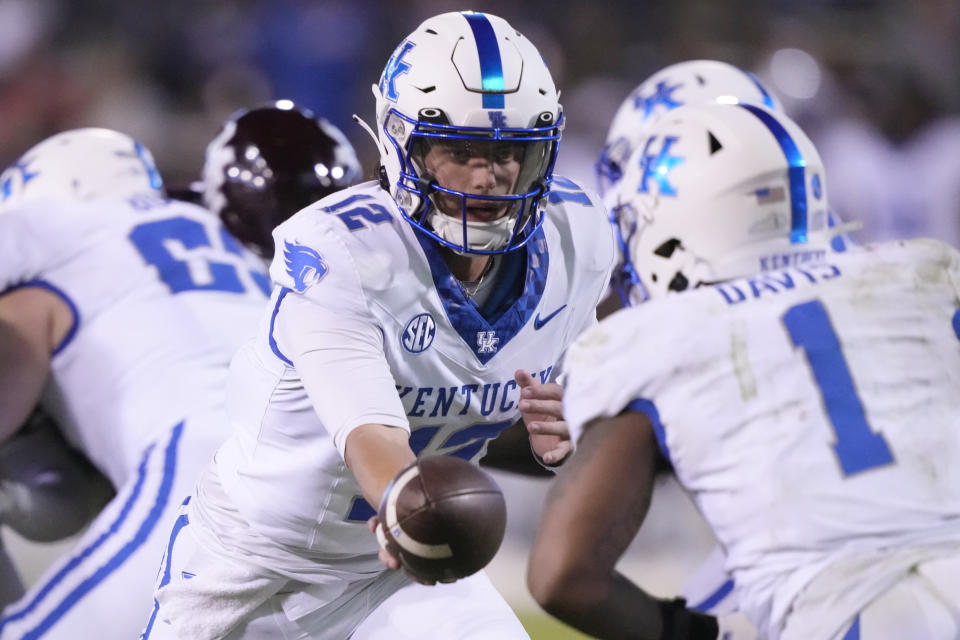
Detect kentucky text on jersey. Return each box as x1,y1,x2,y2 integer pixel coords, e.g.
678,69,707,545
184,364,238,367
715,263,842,305
398,366,553,417
758,248,827,271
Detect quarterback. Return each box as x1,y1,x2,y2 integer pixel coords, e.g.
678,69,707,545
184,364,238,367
529,103,960,639
143,11,615,640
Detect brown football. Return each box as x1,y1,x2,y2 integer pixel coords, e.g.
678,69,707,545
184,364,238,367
377,455,506,584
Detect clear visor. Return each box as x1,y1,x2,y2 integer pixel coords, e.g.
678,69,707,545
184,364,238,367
409,134,555,221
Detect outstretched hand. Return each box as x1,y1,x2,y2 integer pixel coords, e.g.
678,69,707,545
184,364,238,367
515,370,572,466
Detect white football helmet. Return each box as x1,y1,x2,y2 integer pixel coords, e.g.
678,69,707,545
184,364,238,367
615,102,833,302
368,11,563,255
597,60,779,200
0,128,164,212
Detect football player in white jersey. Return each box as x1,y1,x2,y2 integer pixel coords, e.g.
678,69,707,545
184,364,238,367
528,102,960,639
595,63,855,632
0,106,361,640
596,60,855,314
597,60,779,315
141,11,615,640
595,61,783,632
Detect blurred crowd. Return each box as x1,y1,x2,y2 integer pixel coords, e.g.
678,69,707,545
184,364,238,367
1,0,958,241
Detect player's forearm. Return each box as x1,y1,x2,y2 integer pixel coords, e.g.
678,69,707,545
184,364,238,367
343,423,417,508
0,318,50,444
534,570,718,640
534,570,664,640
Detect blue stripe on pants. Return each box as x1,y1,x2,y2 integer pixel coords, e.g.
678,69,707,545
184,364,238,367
0,422,183,639
140,500,191,640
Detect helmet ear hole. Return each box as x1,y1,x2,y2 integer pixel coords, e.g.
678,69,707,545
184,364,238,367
654,238,683,258
668,272,689,292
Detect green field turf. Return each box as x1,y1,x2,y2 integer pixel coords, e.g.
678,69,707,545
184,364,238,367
519,611,594,639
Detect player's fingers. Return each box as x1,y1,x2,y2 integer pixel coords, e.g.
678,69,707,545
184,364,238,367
518,398,563,418
514,369,536,388
541,440,573,465
527,420,569,437
367,514,380,534
521,381,563,401
378,546,401,571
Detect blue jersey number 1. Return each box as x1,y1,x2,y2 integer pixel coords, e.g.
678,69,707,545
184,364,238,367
782,299,894,476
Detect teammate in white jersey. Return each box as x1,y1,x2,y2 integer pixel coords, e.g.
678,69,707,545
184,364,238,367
528,102,960,640
142,11,615,640
594,61,784,632
594,63,854,632
596,60,857,316
0,106,361,640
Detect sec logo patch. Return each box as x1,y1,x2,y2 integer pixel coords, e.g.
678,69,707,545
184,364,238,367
402,313,436,353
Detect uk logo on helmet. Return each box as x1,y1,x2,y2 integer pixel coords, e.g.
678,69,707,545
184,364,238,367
283,240,328,292
0,159,38,203
488,111,507,128
637,136,684,196
403,313,437,353
634,80,683,121
380,41,415,103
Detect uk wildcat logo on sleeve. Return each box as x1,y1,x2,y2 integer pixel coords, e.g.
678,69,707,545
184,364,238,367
283,240,328,292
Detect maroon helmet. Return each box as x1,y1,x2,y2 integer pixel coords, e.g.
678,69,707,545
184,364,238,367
203,102,362,257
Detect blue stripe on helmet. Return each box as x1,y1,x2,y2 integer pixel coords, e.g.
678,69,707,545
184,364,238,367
743,70,776,109
463,12,505,109
134,141,164,190
739,104,808,243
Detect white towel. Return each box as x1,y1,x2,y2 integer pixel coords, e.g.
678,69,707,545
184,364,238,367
156,553,287,640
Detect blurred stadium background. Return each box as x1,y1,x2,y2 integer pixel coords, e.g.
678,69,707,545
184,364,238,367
2,0,958,637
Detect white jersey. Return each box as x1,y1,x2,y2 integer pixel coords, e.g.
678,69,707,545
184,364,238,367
0,193,272,640
564,239,960,639
202,178,615,579
0,194,270,485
